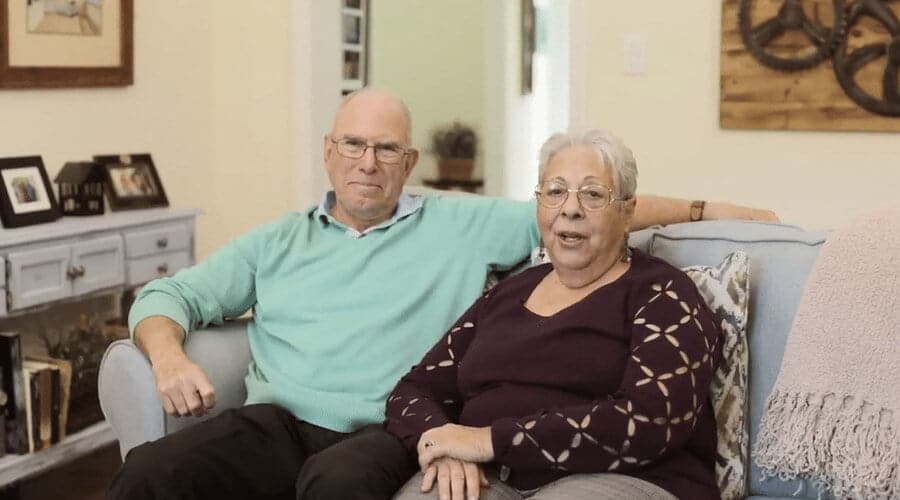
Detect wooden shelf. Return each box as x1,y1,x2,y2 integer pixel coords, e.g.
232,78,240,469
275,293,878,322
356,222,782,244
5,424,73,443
0,421,116,487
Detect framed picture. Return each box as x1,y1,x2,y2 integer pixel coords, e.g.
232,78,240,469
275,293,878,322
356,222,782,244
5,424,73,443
341,0,367,95
521,0,535,95
0,0,133,89
0,156,61,228
93,153,169,211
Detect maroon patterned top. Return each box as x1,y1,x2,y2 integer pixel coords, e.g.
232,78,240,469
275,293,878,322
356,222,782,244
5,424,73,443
385,250,722,499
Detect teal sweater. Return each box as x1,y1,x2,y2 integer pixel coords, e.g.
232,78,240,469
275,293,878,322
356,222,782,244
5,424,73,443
129,193,540,432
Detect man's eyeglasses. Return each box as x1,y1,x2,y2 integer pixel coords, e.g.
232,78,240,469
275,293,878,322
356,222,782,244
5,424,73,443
534,181,629,211
330,137,412,165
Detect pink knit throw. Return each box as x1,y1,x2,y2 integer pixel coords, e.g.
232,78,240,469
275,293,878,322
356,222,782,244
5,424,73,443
754,204,900,499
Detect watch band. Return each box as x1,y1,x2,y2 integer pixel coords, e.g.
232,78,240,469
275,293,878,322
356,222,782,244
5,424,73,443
690,200,706,222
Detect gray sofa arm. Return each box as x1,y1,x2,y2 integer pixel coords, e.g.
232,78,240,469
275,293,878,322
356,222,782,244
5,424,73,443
98,319,252,460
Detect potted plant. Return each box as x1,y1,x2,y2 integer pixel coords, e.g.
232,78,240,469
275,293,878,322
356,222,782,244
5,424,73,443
430,121,477,181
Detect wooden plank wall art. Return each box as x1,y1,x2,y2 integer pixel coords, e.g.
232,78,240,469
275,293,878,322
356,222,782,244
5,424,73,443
721,0,900,131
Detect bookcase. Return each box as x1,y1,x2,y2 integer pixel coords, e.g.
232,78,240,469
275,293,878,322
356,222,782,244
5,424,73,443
0,208,200,487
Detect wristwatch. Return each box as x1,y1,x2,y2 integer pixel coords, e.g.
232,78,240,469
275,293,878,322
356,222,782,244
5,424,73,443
690,200,706,222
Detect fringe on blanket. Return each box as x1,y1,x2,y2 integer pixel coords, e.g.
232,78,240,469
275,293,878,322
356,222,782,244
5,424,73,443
753,389,900,500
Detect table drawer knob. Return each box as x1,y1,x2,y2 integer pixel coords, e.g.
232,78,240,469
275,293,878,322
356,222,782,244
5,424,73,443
156,237,169,249
156,263,169,274
66,265,86,280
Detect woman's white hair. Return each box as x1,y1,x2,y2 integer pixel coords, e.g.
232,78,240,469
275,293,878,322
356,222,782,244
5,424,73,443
537,129,638,200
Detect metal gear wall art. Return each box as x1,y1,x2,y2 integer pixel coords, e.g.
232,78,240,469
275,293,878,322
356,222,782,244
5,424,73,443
833,0,900,115
740,0,845,71
740,0,900,117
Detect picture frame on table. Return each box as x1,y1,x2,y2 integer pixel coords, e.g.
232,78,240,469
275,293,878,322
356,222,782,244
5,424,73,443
0,0,134,89
93,153,168,211
0,156,61,228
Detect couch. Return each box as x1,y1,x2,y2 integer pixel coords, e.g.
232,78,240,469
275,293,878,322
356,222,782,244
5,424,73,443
99,218,831,499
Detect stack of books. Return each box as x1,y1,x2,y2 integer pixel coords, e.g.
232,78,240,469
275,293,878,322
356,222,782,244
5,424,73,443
1,331,72,455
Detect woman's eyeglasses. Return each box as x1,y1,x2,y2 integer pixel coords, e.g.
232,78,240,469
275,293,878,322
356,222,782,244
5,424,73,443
534,181,629,211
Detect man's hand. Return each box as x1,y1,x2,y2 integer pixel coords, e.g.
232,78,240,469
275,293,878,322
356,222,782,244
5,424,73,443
151,352,216,417
417,424,494,470
704,201,780,222
134,315,216,417
420,457,488,500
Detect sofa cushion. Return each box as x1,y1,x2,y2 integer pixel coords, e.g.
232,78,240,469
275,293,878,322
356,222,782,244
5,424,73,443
646,220,828,498
683,251,750,500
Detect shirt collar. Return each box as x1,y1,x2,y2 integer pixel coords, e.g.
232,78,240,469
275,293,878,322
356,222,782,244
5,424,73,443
312,190,424,238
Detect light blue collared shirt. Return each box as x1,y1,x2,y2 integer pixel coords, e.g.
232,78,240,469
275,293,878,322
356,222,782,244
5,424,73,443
313,190,425,239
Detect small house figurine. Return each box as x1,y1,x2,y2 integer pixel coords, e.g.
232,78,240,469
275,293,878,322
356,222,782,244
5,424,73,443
54,162,105,216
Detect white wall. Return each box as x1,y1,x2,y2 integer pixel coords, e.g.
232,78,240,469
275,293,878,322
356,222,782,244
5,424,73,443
581,2,899,231
370,0,485,184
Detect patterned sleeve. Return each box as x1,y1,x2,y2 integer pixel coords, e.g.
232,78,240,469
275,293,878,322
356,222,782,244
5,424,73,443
384,295,486,451
490,272,722,474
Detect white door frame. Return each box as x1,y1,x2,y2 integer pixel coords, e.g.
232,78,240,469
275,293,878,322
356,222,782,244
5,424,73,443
291,0,342,209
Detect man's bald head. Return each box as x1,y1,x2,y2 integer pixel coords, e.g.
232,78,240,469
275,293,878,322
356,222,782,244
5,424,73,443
332,88,413,145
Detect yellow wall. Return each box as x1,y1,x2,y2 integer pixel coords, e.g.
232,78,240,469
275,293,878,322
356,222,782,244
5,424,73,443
208,2,296,257
369,0,485,184
0,2,298,260
584,2,899,231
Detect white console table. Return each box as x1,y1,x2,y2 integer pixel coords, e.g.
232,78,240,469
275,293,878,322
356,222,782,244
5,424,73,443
0,207,200,487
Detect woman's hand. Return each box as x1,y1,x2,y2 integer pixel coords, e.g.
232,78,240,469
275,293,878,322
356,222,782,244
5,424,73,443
417,423,494,469
421,457,488,500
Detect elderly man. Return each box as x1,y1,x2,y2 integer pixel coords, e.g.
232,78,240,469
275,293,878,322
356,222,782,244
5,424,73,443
109,89,776,500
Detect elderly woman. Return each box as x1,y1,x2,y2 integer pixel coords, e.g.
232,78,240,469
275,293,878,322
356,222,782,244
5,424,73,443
384,130,723,500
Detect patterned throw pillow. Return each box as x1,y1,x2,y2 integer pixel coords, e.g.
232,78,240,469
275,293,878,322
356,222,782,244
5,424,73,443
682,251,750,500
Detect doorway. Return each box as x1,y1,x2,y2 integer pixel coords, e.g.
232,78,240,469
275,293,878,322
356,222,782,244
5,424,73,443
367,0,581,199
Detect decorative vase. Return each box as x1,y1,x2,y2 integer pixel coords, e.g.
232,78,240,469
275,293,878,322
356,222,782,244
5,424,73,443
437,158,474,181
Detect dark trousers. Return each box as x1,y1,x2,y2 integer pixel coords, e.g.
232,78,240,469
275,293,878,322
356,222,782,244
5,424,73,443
109,404,417,500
